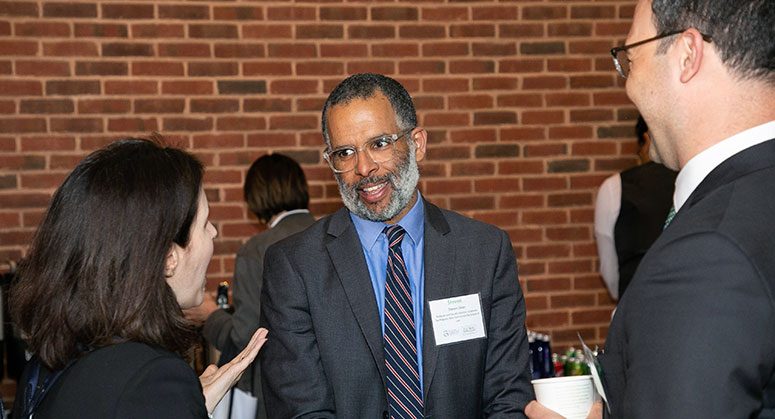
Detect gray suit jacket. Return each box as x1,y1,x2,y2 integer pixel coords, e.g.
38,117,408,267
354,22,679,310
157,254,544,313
203,212,315,419
259,199,533,418
600,138,775,418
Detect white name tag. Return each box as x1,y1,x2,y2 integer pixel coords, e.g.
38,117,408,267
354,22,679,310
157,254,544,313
428,293,486,346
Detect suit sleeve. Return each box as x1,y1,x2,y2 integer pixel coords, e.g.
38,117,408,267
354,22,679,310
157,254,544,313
615,232,775,417
115,354,207,419
483,229,535,417
259,244,336,419
594,174,621,300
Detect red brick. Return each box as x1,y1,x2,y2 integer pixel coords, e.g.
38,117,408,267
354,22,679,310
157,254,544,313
105,81,156,95
523,76,567,90
548,58,592,73
21,173,68,189
400,25,446,39
571,110,614,123
449,24,495,38
548,23,593,37
522,111,564,125
499,23,544,39
526,312,569,329
158,43,211,58
0,101,14,114
270,80,318,95
132,61,184,77
475,178,520,193
0,155,45,170
189,24,238,39
548,192,592,207
269,115,317,130
546,226,590,241
189,62,238,77
423,112,470,127
348,26,395,40
448,128,497,143
20,136,75,152
372,43,419,58
247,133,297,148
569,40,613,54
473,77,518,90
75,61,128,76
522,6,567,20
473,42,516,57
134,99,185,114
20,99,73,115
498,161,544,176
162,81,213,95
102,4,153,19
0,40,38,56
546,93,590,107
423,179,472,195
571,141,617,156
571,6,616,19
16,60,70,77
15,22,70,37
449,196,495,211
297,62,344,76
347,61,396,75
158,5,209,20
297,24,343,40
572,309,613,325
190,99,239,114
163,117,213,132
42,3,96,18
570,75,615,89
214,44,266,59
448,94,493,110
193,134,244,149
321,6,368,21
244,62,292,76
500,127,545,142
497,94,542,108
525,296,549,312
214,117,266,131
450,161,495,176
549,126,594,139
524,143,567,157
372,7,418,21
131,24,184,39
0,79,43,96
422,78,468,93
243,25,293,39
213,6,264,20
0,118,46,133
548,260,592,275
0,2,38,17
268,43,317,58
320,43,368,58
50,118,102,133
422,7,467,21
267,6,316,21
472,6,518,20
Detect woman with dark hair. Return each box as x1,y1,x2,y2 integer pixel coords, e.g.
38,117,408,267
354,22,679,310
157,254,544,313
185,153,314,419
10,138,267,419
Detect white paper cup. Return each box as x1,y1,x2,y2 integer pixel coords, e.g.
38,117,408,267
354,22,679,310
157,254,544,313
532,375,596,419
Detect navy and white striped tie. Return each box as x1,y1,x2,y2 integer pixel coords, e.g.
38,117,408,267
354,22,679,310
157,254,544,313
383,225,423,419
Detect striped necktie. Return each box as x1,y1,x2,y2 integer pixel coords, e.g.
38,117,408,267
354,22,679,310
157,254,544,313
383,225,423,419
664,205,676,230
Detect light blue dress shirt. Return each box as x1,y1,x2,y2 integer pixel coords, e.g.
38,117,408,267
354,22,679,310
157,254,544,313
350,192,425,393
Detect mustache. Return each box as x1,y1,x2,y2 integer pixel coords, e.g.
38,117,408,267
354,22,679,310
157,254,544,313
351,173,396,191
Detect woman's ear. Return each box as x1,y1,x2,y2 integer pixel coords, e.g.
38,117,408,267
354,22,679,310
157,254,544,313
165,246,179,278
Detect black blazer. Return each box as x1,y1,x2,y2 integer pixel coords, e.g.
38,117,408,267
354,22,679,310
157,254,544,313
18,342,206,418
259,199,534,418
601,138,775,418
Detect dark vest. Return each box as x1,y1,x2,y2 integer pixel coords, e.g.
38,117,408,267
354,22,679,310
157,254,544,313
614,161,677,298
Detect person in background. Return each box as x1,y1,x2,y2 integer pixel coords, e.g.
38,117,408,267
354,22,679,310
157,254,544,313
600,0,775,416
259,73,535,418
185,153,315,419
10,138,267,419
594,116,677,300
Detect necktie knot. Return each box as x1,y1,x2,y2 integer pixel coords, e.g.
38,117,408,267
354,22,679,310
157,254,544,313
384,225,406,251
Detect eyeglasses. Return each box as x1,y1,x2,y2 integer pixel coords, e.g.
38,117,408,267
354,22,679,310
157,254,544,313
323,127,414,173
610,30,713,79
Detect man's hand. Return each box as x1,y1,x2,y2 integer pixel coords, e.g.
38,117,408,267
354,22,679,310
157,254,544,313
199,327,268,413
184,291,219,325
525,400,603,419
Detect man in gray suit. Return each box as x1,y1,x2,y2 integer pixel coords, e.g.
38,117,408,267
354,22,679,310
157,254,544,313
259,73,534,418
600,0,775,417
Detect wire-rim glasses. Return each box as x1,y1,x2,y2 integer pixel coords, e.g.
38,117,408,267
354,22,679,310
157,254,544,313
610,30,713,79
323,127,414,173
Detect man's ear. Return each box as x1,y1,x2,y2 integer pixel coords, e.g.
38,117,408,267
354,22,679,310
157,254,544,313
165,246,179,278
411,127,428,163
678,29,706,83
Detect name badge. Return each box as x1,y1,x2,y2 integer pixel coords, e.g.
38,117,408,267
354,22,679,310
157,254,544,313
428,293,486,346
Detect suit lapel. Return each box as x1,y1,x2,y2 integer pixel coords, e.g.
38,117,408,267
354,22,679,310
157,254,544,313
421,201,454,399
325,208,386,382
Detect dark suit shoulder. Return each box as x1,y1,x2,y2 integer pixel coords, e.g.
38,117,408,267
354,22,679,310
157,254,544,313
35,342,206,419
239,212,316,259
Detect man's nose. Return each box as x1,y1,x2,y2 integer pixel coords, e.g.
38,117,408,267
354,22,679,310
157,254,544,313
354,149,378,177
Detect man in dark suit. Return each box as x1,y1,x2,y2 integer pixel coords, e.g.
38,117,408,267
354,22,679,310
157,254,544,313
259,73,534,418
600,0,775,417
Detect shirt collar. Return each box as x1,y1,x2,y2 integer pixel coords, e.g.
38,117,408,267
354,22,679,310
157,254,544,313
350,191,425,251
674,120,775,211
269,209,310,229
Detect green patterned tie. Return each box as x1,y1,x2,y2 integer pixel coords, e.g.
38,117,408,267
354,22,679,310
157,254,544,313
663,205,676,230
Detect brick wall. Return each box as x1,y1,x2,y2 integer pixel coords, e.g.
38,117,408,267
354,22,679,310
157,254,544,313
0,0,638,351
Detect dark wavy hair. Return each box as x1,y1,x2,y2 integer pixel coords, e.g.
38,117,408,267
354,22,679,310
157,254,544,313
244,153,309,223
651,0,775,84
321,73,418,148
10,138,203,369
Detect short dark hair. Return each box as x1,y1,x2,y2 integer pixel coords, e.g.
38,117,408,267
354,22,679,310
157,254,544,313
651,0,775,84
321,73,418,148
11,138,202,369
244,153,309,223
635,116,649,148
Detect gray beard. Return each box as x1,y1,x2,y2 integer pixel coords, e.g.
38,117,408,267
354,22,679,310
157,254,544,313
336,148,419,222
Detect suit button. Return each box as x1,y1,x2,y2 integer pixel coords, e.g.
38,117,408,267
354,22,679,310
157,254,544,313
383,411,389,419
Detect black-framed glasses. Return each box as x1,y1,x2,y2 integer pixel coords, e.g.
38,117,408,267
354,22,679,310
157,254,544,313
610,30,713,79
323,127,414,173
